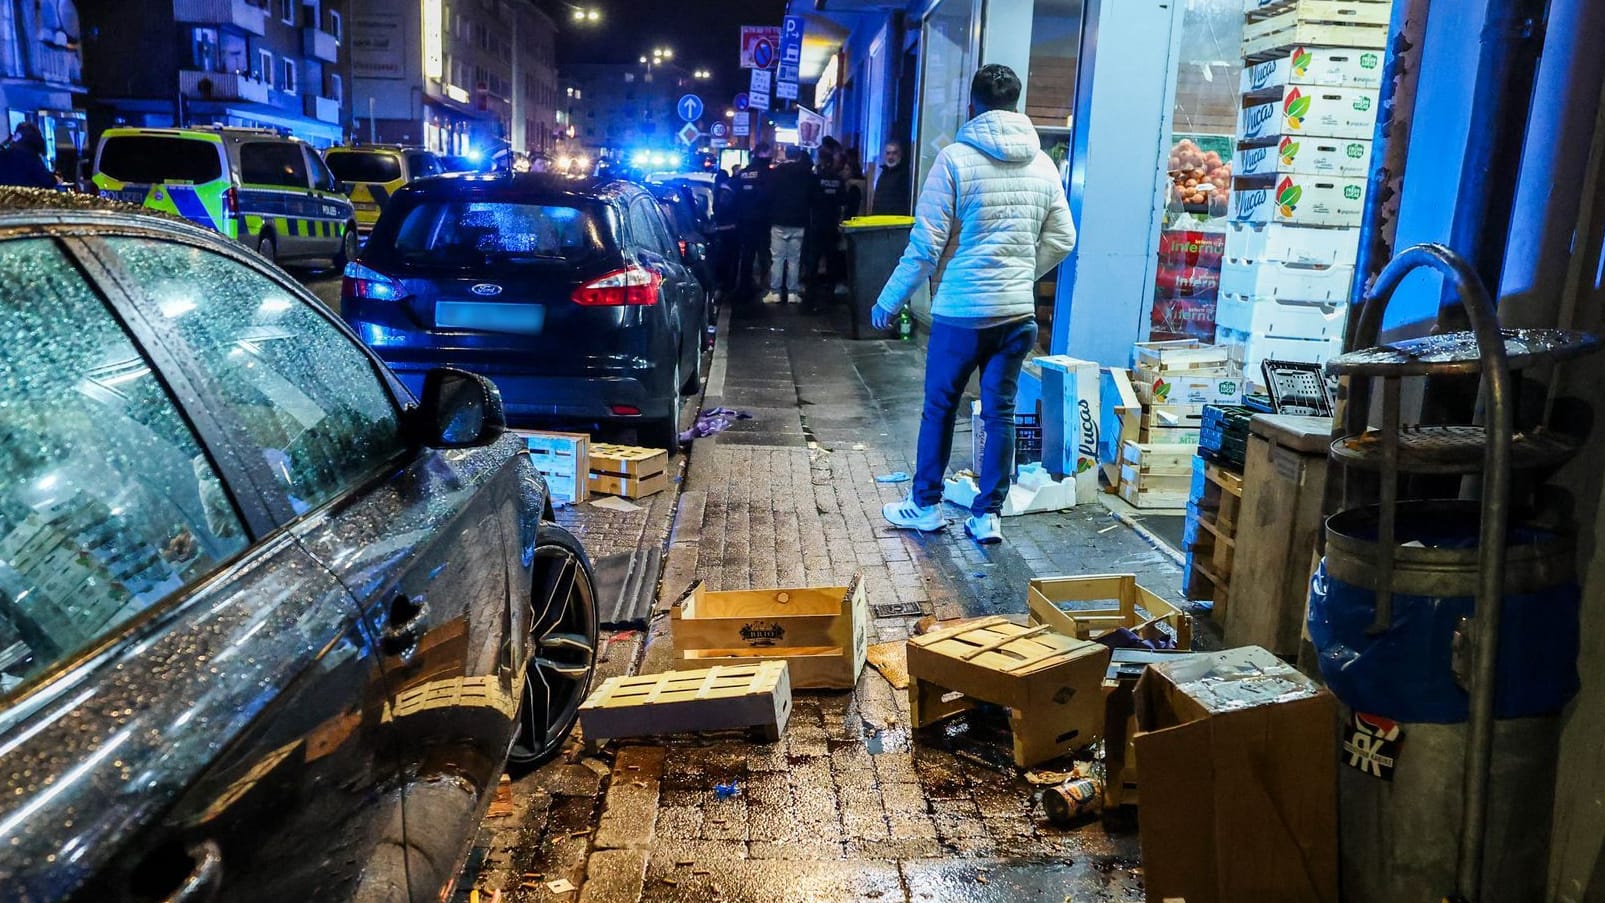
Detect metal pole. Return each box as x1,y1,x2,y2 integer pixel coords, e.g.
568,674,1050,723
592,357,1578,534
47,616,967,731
368,96,376,144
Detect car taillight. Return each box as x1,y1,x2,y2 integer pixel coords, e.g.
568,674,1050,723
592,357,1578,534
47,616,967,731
223,187,240,220
342,262,409,301
678,239,688,257
571,266,661,307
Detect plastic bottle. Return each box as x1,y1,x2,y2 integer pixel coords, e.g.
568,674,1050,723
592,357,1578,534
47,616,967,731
897,309,913,341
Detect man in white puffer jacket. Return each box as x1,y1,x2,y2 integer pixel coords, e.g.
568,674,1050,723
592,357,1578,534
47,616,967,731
873,64,1077,544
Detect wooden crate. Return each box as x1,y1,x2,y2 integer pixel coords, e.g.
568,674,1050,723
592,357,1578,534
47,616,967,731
1027,573,1193,651
578,661,792,748
907,616,1111,768
1243,2,1391,59
669,578,869,690
1132,340,1234,378
519,430,590,505
589,443,669,499
1119,440,1197,508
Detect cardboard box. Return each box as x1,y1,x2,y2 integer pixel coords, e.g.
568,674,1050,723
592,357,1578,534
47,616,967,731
1222,221,1360,267
1139,426,1203,446
1100,368,1142,488
1102,649,1208,808
1035,356,1101,504
1231,175,1367,227
519,430,591,505
1239,86,1380,143
1236,136,1372,178
1220,259,1354,302
1216,295,1348,341
1134,647,1338,903
1240,45,1386,92
1133,372,1246,406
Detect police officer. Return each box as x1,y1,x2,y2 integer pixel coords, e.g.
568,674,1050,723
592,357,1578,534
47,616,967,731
803,143,850,313
732,143,774,303
0,123,56,190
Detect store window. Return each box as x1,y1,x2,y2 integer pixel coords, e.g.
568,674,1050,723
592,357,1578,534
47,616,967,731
1148,0,1244,343
1025,0,1086,351
915,0,979,190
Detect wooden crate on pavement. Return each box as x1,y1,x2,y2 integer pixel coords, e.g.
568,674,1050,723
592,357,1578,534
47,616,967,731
588,443,669,498
1183,457,1244,612
907,617,1111,768
1119,441,1197,509
518,430,591,505
669,578,869,689
1027,573,1193,650
578,661,792,748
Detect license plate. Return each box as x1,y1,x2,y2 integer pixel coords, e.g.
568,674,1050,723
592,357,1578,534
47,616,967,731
436,301,545,335
354,202,379,211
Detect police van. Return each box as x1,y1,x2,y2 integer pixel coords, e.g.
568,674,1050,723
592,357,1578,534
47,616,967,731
323,145,445,236
92,126,358,267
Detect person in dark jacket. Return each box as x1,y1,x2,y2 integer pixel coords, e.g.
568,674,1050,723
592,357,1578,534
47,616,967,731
711,170,741,297
764,147,814,304
733,143,774,302
0,123,56,190
802,143,851,312
871,140,911,216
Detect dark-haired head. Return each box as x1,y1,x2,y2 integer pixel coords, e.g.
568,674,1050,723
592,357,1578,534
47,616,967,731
970,64,1022,116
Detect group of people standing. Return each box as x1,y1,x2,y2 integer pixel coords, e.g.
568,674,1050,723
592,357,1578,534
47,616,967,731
710,137,912,310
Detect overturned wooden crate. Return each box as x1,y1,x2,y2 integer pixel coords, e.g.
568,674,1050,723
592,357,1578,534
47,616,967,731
1027,573,1193,651
907,617,1111,768
578,661,792,748
669,578,869,689
518,430,591,505
589,443,669,499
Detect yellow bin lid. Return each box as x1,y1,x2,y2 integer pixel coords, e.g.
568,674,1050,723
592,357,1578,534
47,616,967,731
841,215,916,231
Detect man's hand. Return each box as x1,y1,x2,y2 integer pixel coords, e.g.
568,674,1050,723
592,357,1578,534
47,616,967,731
872,303,900,331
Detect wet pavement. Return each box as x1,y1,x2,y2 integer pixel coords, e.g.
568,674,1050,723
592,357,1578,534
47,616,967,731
451,301,1193,903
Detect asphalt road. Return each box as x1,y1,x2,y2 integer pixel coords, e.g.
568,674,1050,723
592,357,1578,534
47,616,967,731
292,265,343,314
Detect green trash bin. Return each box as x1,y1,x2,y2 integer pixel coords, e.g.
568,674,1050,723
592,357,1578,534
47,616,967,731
842,215,916,339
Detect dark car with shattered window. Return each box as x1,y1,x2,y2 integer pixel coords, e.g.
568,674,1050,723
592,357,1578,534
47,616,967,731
341,173,707,447
0,190,598,903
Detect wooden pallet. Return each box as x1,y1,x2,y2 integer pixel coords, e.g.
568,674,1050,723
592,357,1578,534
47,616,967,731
1027,573,1193,651
907,617,1111,768
578,661,792,748
669,578,869,689
1183,459,1244,611
1242,3,1391,60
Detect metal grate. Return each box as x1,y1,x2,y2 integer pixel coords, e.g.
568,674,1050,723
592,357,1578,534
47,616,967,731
1331,425,1582,475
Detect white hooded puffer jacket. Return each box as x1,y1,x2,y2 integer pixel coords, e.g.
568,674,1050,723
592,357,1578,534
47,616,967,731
874,110,1076,321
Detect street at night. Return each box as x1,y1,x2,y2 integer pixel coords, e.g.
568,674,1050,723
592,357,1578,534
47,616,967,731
4,1,1605,902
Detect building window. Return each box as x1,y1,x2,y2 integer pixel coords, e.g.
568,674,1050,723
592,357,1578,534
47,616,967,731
330,73,343,102
257,49,273,87
279,0,294,25
283,58,297,94
192,27,219,71
328,10,342,41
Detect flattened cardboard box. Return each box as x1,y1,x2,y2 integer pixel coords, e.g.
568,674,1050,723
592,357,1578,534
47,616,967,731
1134,647,1337,903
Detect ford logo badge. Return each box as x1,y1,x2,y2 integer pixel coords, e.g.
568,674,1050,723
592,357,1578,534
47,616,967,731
470,283,503,297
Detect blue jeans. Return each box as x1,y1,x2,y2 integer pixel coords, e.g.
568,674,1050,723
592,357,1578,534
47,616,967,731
914,319,1038,516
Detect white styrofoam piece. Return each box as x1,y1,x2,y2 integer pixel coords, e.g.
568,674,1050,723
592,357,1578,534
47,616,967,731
1219,259,1355,302
1215,295,1349,340
1222,221,1361,266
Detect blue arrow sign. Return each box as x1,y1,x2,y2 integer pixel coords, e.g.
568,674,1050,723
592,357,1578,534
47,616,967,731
677,94,705,123
752,38,775,70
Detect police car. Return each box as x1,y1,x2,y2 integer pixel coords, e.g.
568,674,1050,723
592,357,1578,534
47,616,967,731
92,126,358,267
324,145,445,236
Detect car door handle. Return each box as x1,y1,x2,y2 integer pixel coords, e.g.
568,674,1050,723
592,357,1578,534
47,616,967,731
134,839,222,903
381,594,429,657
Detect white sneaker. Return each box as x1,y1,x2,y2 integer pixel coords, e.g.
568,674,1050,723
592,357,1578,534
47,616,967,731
965,513,1002,545
761,291,781,304
882,497,944,532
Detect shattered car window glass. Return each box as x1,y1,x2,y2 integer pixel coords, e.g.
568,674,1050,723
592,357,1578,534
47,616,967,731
103,238,404,517
0,239,247,699
389,201,606,264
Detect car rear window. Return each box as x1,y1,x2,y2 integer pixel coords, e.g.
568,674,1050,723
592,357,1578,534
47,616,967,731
97,136,222,184
327,151,403,184
380,200,608,266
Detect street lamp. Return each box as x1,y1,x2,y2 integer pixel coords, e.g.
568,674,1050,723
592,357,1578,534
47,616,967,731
569,6,601,23
724,109,735,118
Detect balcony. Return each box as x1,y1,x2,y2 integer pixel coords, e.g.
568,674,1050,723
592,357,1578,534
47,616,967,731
304,94,340,124
180,70,270,105
303,27,339,63
173,0,267,36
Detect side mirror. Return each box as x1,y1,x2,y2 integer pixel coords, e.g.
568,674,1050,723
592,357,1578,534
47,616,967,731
336,181,351,195
415,367,506,448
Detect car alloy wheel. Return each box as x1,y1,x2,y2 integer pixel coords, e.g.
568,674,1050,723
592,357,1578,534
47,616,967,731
257,234,276,264
508,525,598,767
335,226,358,268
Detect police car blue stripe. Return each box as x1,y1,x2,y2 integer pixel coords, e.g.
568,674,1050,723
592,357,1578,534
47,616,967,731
165,186,217,233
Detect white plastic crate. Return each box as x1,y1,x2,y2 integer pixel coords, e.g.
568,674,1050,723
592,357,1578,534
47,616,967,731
1223,221,1361,266
1220,259,1355,302
1215,327,1345,386
1215,295,1349,340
